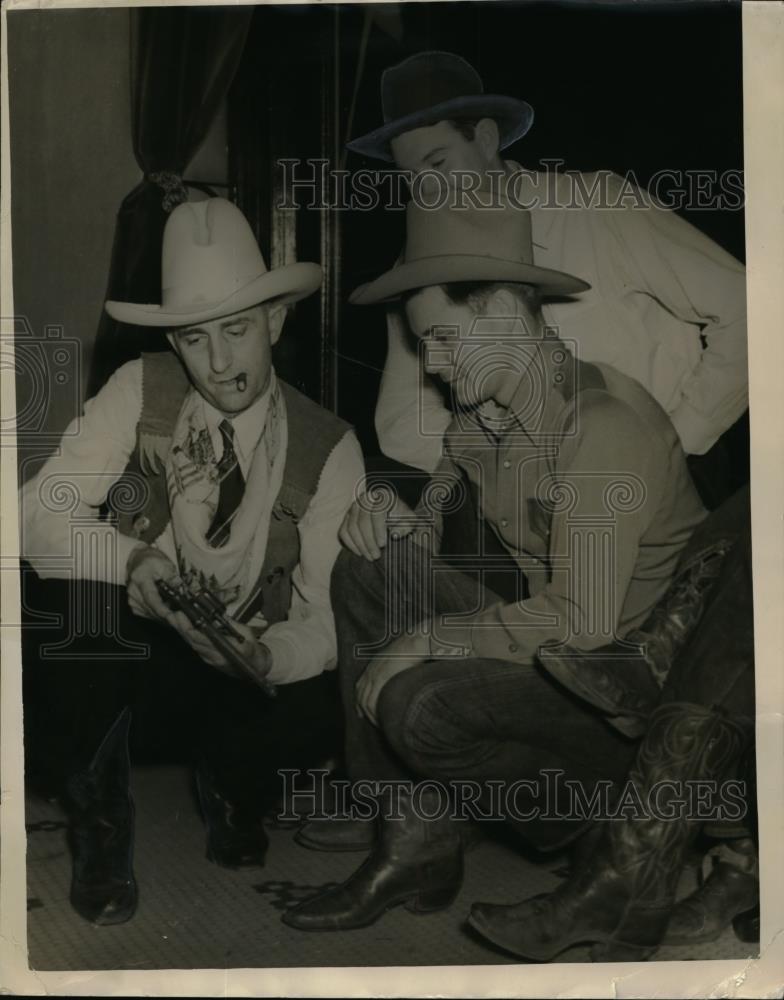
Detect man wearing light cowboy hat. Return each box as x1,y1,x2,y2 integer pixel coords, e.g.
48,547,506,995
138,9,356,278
282,192,755,961
349,51,747,509
19,197,364,925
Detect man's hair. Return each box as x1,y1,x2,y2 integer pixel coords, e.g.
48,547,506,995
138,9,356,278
440,280,542,316
445,118,481,142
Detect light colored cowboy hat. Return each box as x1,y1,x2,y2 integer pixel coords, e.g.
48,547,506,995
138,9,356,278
105,198,321,328
349,192,590,305
346,51,534,162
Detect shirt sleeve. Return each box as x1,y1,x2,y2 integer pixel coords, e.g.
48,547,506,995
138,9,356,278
431,395,661,664
261,430,366,684
375,305,452,473
608,177,748,454
18,360,145,584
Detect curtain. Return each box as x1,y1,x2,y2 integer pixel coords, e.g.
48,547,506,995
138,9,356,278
87,6,253,396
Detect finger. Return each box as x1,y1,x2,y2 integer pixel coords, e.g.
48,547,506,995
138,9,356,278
345,505,374,560
347,503,372,560
371,510,388,549
339,520,362,558
139,580,173,621
356,511,382,561
127,593,150,619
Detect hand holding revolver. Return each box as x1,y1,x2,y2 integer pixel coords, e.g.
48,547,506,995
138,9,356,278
155,576,276,697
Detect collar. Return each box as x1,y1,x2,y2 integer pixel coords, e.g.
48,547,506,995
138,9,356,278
504,158,557,250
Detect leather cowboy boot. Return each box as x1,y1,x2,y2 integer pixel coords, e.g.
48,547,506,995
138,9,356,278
468,701,747,962
195,766,270,869
665,736,759,946
538,541,731,739
64,707,138,925
294,816,377,852
663,856,759,945
294,814,483,853
282,788,463,930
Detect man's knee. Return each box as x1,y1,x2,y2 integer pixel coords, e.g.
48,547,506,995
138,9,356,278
377,667,467,773
331,547,385,609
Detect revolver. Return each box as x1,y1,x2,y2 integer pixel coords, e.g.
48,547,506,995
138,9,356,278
156,578,276,698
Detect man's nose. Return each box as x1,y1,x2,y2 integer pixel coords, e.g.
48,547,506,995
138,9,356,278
209,336,231,374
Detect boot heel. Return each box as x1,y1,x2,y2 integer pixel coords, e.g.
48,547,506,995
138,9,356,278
732,904,760,943
404,884,460,914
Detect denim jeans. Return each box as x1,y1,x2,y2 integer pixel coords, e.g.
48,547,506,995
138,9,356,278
332,484,756,852
331,543,637,851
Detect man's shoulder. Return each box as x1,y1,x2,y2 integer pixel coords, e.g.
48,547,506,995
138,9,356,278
571,367,674,451
279,380,351,435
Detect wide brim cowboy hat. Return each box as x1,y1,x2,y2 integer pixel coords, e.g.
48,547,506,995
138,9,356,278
106,198,322,328
346,51,534,162
350,189,590,305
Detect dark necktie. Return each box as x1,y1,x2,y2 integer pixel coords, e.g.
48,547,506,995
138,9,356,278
206,419,245,548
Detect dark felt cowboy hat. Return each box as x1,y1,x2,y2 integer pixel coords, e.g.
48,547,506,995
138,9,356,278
346,51,534,162
349,191,590,305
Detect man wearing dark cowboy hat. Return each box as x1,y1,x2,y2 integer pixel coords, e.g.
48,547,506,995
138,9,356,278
350,51,747,509
19,197,364,926
280,194,753,957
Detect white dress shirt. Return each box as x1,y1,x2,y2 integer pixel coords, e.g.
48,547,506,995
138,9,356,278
376,169,748,472
19,358,366,685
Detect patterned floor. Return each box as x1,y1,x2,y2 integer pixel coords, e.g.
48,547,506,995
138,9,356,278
25,766,756,971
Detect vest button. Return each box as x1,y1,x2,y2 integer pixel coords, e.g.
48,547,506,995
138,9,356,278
509,643,519,654
500,518,508,528
503,460,511,469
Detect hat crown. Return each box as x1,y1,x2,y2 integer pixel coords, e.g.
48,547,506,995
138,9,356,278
403,190,535,269
161,198,269,312
382,51,484,124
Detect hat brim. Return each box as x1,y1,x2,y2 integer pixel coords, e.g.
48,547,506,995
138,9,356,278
346,96,534,162
105,263,322,328
349,256,590,306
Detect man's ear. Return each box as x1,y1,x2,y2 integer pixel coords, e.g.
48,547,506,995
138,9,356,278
474,118,501,163
267,302,288,346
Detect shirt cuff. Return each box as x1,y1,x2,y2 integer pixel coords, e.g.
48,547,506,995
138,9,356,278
260,632,333,686
115,532,145,587
668,398,722,456
429,615,473,658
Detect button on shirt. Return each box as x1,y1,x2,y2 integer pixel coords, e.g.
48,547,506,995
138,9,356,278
376,169,747,472
19,359,366,685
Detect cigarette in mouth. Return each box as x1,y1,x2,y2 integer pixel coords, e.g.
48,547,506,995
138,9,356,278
236,374,247,392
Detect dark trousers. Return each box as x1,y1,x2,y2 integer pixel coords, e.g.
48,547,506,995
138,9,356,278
21,566,342,811
331,544,636,851
332,483,756,852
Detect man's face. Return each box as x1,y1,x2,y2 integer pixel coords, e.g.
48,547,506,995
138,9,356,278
405,285,505,411
167,304,283,415
390,120,496,177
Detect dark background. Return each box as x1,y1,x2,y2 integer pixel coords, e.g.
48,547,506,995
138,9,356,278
227,0,745,458
9,1,746,472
